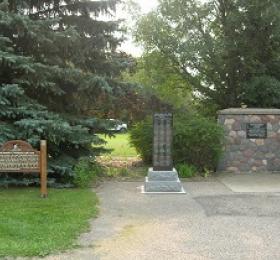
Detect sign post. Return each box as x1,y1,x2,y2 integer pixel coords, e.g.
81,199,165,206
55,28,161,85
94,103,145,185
40,140,48,198
0,140,48,197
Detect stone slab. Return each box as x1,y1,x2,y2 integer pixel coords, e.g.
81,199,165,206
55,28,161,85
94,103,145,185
147,167,178,181
144,177,184,192
140,185,186,194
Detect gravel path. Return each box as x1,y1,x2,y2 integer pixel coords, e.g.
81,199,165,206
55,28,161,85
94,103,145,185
21,180,280,260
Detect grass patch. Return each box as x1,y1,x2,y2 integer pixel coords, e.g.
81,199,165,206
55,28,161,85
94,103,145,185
99,133,138,157
0,188,98,257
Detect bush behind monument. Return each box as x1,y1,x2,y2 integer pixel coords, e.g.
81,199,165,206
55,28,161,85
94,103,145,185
129,114,224,172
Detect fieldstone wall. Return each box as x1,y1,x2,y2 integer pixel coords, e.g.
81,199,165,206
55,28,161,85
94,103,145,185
217,108,280,173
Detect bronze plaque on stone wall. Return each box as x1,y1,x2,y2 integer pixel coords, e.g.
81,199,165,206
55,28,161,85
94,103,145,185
153,113,173,171
246,123,267,139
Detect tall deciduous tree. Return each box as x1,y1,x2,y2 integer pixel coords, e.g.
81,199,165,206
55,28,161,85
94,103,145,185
135,0,280,109
122,51,193,110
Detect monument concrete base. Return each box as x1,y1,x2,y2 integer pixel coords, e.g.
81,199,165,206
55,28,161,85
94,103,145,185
143,168,185,193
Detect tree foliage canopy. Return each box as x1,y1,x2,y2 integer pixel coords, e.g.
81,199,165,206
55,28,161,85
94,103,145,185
136,0,280,109
123,51,193,110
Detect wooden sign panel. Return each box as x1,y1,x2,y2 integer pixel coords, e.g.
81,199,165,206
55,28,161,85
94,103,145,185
0,140,48,197
153,113,173,171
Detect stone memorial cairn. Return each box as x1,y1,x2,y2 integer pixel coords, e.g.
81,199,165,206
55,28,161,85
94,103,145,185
218,108,280,173
143,113,185,193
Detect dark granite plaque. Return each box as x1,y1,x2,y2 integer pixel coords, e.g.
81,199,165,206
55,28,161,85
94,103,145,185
153,113,173,171
246,123,267,139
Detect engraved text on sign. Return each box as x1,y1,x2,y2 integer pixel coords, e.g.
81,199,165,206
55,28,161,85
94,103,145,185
0,152,39,171
153,113,173,171
0,140,48,197
0,140,40,172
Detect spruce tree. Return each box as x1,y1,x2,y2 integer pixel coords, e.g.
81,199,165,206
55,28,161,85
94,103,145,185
0,0,126,185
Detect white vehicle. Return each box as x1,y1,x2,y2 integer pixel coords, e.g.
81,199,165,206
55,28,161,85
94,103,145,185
108,119,128,132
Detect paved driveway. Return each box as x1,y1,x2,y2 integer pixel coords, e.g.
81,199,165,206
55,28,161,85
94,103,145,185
37,177,280,260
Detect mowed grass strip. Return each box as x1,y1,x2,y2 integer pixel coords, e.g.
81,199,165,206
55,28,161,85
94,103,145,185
98,133,138,157
0,188,98,257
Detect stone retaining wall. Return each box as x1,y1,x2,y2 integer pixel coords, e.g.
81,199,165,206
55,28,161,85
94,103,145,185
217,108,280,173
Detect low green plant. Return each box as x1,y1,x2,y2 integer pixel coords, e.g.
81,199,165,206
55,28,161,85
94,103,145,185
176,164,197,178
73,158,102,188
105,167,118,177
119,167,129,177
203,168,211,178
104,167,130,177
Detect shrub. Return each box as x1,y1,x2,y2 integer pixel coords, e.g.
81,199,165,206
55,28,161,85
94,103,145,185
129,114,224,171
119,167,129,177
129,117,153,163
176,163,197,178
173,114,224,171
103,167,130,178
73,158,102,188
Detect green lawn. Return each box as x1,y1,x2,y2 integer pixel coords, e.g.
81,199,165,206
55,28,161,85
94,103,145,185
0,188,98,257
99,133,138,157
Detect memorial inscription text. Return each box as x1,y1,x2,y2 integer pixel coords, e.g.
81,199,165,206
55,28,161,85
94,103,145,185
153,113,173,171
246,123,267,139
